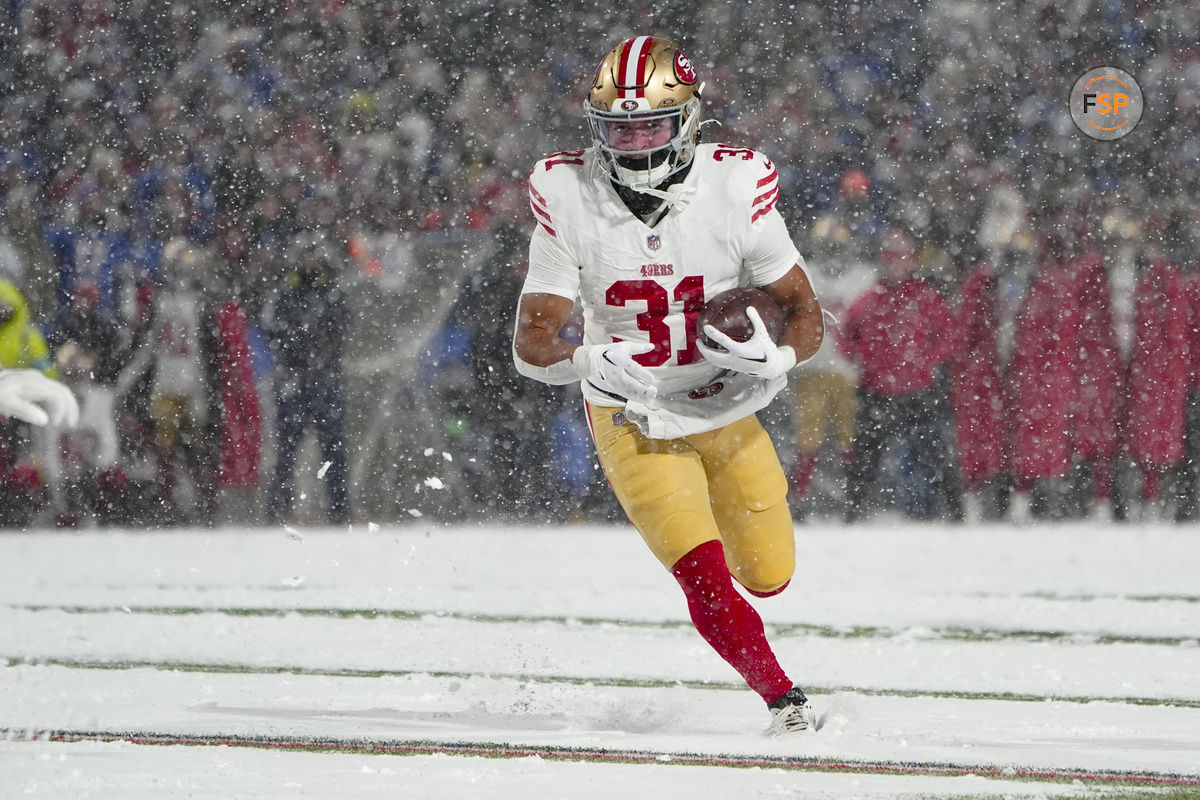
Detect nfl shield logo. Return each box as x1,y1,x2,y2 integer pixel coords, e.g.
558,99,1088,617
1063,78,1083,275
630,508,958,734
647,234,661,251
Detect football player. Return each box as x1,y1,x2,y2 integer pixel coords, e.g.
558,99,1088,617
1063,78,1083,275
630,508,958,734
513,36,824,735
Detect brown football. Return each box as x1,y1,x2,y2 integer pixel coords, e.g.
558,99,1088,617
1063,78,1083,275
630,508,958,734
697,287,785,349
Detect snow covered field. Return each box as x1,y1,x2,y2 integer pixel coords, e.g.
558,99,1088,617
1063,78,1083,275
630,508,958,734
3,521,1200,798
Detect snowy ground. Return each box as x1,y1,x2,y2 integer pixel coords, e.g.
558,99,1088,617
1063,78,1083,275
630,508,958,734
3,521,1200,799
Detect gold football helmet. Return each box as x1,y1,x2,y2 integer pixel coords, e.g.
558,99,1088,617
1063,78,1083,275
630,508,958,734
585,36,704,193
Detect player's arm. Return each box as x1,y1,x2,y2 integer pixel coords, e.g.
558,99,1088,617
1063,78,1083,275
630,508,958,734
513,170,587,385
761,264,824,364
697,264,824,379
513,292,579,377
697,158,823,377
512,294,657,400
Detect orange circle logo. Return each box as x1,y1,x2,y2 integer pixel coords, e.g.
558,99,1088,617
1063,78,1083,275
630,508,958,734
1070,67,1143,140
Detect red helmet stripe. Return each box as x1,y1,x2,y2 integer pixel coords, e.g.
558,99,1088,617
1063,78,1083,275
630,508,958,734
617,36,653,99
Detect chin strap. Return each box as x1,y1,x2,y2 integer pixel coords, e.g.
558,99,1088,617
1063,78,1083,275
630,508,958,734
592,151,697,213
630,180,696,210
614,158,675,192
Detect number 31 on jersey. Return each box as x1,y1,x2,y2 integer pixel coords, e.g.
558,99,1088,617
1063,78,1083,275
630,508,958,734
606,276,705,367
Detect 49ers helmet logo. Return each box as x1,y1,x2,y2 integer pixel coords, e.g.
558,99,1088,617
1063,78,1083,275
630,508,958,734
673,51,697,84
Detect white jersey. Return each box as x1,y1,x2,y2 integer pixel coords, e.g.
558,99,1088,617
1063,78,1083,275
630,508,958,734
154,287,206,401
801,256,877,377
519,143,806,438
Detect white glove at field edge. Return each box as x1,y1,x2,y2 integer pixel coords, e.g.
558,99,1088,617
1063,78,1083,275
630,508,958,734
696,306,797,380
0,369,80,427
572,341,658,401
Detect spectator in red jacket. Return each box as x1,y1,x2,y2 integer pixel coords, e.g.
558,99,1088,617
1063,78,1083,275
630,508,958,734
1072,248,1123,518
838,228,962,521
1124,252,1191,516
951,262,1007,519
211,287,263,524
1005,234,1081,519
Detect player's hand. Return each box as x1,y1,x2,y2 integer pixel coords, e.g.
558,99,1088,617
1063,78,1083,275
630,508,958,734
0,369,80,427
697,307,797,379
572,341,658,401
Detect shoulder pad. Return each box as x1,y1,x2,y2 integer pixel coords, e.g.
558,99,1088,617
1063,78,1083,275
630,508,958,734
700,144,779,223
528,150,587,238
533,149,586,174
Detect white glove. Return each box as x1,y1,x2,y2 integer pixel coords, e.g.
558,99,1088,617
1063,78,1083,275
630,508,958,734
572,341,658,401
697,307,797,380
0,369,80,427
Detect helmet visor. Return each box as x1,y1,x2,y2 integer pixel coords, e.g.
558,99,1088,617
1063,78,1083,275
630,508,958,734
588,108,682,158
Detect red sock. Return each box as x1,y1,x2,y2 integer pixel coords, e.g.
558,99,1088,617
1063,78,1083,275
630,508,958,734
791,451,816,497
670,540,792,703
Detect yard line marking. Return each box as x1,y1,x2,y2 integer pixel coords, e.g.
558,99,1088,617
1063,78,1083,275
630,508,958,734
7,728,1200,787
968,591,1200,604
10,603,1198,648
5,656,1200,709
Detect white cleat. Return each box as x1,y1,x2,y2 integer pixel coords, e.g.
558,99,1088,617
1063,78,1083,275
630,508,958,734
765,687,817,736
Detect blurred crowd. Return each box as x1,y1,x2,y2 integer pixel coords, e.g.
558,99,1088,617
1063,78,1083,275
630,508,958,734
0,0,1197,527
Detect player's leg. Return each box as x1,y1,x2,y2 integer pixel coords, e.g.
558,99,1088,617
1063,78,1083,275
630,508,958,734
691,414,794,596
685,413,815,731
586,404,793,705
668,538,792,704
586,403,718,567
151,393,181,511
179,398,216,524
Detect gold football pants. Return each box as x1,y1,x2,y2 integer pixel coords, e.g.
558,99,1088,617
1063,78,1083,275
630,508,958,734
585,404,794,594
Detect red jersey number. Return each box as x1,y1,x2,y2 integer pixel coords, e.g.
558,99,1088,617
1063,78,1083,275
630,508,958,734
712,146,756,162
605,277,705,366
